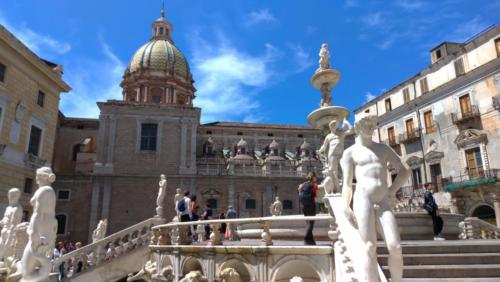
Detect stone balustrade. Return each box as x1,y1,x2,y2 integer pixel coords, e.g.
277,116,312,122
152,215,332,246
53,217,164,277
459,217,500,239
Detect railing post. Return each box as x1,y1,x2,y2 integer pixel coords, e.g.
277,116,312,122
209,223,222,246
196,223,205,243
158,227,171,245
260,221,273,246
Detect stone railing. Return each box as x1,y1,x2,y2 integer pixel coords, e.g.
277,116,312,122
152,215,331,246
459,217,500,239
324,195,387,282
53,217,164,277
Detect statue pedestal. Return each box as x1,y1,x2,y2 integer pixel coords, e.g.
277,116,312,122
307,106,350,133
311,69,340,89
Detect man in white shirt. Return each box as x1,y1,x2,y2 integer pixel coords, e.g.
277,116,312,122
176,191,192,222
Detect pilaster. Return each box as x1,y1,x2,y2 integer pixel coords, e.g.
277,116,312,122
88,176,101,242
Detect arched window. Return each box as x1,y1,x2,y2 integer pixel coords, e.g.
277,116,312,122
55,214,67,235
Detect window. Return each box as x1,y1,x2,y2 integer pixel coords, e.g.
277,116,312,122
385,98,392,112
424,111,434,133
267,133,273,137
0,63,5,83
465,147,484,178
245,199,256,209
283,200,293,210
387,127,395,144
207,198,217,209
411,168,422,188
459,94,472,114
206,130,212,134
55,214,67,235
403,87,410,103
57,190,71,200
140,123,158,151
22,210,29,222
152,95,161,103
405,119,414,136
237,132,243,136
364,109,370,114
76,125,84,130
37,91,45,107
297,134,303,138
454,57,465,77
72,144,83,161
495,38,500,57
435,49,442,59
27,125,42,156
420,77,429,94
24,178,33,194
159,27,164,35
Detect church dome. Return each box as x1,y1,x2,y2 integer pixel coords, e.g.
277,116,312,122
128,39,190,78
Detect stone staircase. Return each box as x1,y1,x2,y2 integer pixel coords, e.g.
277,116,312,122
378,240,500,281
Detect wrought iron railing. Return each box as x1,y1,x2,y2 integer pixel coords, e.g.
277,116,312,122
492,96,500,111
441,169,500,191
424,121,438,134
398,129,421,144
450,105,480,124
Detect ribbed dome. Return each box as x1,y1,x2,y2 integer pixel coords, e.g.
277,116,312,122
128,39,190,77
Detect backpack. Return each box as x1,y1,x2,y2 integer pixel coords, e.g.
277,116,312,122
177,198,186,212
300,182,313,204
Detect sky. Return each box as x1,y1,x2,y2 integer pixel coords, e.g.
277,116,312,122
1,0,499,125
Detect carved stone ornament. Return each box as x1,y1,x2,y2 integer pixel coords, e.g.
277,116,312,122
405,156,423,169
14,101,26,123
454,128,487,148
424,150,444,165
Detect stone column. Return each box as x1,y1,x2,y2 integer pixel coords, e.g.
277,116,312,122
173,250,181,282
106,115,116,167
228,181,235,208
89,176,101,241
493,194,500,228
179,119,187,173
190,122,197,172
206,252,216,282
265,182,273,216
101,177,112,220
96,116,108,165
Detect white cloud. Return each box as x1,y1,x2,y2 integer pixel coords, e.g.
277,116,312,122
365,92,377,102
0,14,71,57
60,40,125,118
361,12,385,27
377,38,395,50
286,43,313,73
245,9,278,27
344,0,359,8
395,0,426,10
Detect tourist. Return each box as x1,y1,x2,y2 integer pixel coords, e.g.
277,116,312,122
202,201,213,240
219,212,227,236
53,241,66,280
298,171,318,245
190,195,199,238
177,191,192,222
423,183,444,240
75,242,83,273
226,206,238,241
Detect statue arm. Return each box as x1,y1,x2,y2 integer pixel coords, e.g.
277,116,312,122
340,150,354,206
385,146,410,195
342,119,354,134
318,135,330,154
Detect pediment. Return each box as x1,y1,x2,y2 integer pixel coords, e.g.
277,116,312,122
454,129,487,148
406,156,423,169
424,150,444,165
201,188,221,199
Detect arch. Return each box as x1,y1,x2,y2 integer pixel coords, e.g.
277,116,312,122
218,258,252,282
181,256,204,276
270,256,323,282
471,204,496,223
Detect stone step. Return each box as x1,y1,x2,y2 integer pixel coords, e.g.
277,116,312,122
377,240,500,255
378,253,500,265
402,278,500,282
382,264,500,278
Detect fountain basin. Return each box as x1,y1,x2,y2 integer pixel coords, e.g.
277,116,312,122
307,106,350,132
311,69,341,89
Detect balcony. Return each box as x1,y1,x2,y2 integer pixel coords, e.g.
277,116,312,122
451,105,480,125
424,121,438,134
442,168,500,192
398,129,421,144
493,96,500,111
24,153,47,169
383,138,401,155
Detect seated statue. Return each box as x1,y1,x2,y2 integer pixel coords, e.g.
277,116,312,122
340,116,410,282
180,270,207,282
219,267,241,282
0,188,22,264
92,219,107,243
21,167,58,282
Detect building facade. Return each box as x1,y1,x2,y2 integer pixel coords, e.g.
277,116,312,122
354,25,500,222
0,25,70,218
52,12,325,243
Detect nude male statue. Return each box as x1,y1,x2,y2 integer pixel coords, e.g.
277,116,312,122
0,188,22,263
21,167,57,282
340,115,410,282
270,196,283,216
156,174,167,217
317,118,353,194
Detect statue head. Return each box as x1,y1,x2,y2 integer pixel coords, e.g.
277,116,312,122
8,188,21,205
321,43,328,50
176,188,181,193
354,115,378,138
36,166,56,187
275,196,280,201
160,174,166,181
328,120,339,131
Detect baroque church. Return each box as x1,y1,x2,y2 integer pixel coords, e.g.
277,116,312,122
52,11,326,244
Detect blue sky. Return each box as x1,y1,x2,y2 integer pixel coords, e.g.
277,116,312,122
1,1,498,124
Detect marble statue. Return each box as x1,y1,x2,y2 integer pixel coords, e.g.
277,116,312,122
127,254,157,281
318,118,353,194
320,83,332,107
180,270,207,282
21,167,57,282
340,115,409,282
270,196,283,216
0,188,23,263
156,174,167,218
219,267,241,282
318,43,330,70
290,276,303,282
92,219,107,243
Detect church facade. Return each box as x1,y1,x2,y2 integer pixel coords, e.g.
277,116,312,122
52,12,325,243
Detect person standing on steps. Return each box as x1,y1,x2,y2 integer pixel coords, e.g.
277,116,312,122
177,191,192,223
423,183,445,240
298,171,318,245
